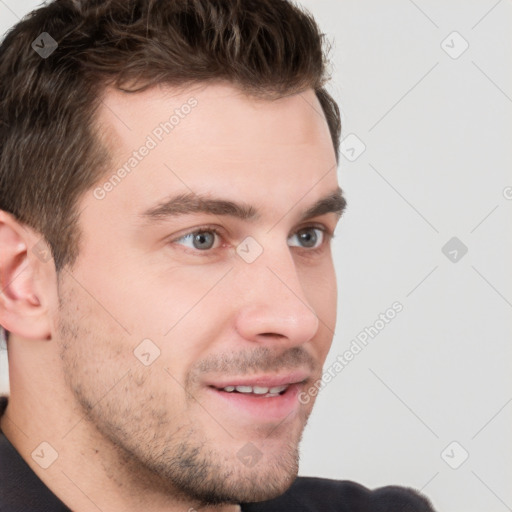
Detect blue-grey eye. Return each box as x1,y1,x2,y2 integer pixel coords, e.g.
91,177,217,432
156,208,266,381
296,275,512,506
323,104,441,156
176,230,218,250
288,228,324,249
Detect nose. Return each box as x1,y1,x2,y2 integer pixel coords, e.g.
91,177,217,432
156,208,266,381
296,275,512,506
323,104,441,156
233,245,320,348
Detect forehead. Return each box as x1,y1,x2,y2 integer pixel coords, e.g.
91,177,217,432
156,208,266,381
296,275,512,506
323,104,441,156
97,81,335,163
87,82,338,223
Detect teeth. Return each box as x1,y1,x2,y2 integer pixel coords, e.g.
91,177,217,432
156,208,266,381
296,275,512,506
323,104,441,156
269,385,288,394
235,386,253,393
221,384,289,395
252,386,269,394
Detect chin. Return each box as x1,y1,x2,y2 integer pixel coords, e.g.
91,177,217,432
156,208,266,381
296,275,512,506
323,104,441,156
157,438,301,506
245,467,298,503
194,461,299,506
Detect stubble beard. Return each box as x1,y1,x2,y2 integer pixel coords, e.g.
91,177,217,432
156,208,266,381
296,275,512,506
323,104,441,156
56,285,314,506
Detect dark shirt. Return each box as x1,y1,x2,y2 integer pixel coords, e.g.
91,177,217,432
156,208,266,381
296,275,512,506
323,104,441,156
0,397,436,511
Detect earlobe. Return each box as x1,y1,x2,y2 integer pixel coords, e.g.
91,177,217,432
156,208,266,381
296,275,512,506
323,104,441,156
0,211,52,340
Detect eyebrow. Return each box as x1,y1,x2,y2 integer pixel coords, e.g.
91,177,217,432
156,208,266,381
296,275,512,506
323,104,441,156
140,186,346,224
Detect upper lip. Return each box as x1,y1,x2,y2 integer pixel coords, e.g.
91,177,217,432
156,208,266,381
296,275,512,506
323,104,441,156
206,370,310,389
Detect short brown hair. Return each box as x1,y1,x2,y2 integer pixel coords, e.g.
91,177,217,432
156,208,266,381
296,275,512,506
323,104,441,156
0,0,341,271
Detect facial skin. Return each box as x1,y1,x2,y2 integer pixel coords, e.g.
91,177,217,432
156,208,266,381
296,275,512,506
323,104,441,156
0,82,343,512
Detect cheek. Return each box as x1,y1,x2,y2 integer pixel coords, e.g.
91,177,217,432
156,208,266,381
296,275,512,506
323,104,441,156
56,278,191,424
300,262,337,354
302,261,337,318
95,258,230,340
103,265,231,378
138,277,229,374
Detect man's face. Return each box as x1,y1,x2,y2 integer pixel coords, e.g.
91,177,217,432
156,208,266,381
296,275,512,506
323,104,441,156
54,82,342,504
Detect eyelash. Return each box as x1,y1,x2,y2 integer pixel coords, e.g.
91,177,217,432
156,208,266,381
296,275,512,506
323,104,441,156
171,224,335,257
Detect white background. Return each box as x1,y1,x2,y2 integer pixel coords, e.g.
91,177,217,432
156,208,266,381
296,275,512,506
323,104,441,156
1,1,511,511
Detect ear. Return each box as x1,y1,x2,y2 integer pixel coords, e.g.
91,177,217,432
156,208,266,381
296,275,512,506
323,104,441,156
0,211,53,340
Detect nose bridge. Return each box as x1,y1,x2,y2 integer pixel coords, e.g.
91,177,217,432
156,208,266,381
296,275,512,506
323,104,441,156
239,233,304,302
233,236,320,344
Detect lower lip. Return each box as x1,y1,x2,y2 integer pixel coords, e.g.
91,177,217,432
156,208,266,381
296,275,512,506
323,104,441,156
205,384,303,423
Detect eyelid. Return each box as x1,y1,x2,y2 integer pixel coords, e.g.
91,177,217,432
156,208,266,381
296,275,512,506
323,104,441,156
300,222,335,239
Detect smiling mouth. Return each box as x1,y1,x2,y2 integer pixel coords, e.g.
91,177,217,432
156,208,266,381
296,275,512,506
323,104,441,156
205,379,306,423
209,384,289,398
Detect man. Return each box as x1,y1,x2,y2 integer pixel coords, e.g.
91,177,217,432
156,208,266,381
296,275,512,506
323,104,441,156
0,0,436,510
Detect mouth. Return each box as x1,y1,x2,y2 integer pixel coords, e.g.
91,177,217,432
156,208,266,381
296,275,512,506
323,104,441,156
211,384,290,398
203,372,309,423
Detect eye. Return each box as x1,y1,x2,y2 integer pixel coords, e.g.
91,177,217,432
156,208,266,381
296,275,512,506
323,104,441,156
172,224,333,255
174,228,223,251
288,226,326,250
